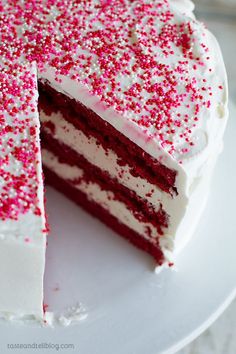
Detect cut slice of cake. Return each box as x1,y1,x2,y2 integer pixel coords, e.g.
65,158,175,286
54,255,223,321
0,0,228,322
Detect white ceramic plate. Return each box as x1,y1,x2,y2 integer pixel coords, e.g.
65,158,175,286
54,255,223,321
0,103,236,354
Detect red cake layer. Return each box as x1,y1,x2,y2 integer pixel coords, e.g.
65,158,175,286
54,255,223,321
43,166,165,265
41,130,169,235
38,81,177,195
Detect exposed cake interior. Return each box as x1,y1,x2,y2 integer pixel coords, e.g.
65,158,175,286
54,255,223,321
39,82,179,265
39,82,177,195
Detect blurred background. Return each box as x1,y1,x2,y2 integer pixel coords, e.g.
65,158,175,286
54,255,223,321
179,1,236,353
195,0,236,98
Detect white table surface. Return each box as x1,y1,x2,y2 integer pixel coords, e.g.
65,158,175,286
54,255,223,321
179,6,236,354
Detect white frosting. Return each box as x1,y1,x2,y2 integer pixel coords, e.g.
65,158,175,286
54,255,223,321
40,110,187,237
38,0,228,263
42,149,162,242
38,0,228,196
0,0,228,322
0,238,45,318
39,109,226,255
0,302,87,328
170,0,195,16
42,144,221,259
0,64,46,320
43,303,88,327
52,304,88,327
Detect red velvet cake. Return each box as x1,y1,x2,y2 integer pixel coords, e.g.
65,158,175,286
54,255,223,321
0,0,228,321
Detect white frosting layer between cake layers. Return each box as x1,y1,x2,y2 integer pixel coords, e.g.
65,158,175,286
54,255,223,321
42,149,161,243
40,110,187,237
42,145,220,258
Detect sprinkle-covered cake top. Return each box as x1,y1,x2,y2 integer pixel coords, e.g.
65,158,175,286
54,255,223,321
0,0,227,220
0,0,227,153
0,62,42,221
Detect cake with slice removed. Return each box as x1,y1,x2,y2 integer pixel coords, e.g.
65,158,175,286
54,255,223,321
0,0,228,321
